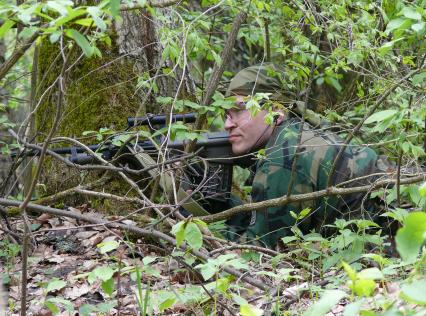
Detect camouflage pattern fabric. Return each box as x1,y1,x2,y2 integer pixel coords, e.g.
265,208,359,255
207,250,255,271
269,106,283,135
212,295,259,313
223,119,385,247
225,63,287,100
221,64,392,247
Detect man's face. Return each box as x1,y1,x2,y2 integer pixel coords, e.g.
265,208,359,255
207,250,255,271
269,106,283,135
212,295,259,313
224,96,274,155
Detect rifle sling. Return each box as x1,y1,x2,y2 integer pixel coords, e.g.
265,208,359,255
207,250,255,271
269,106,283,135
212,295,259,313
127,145,210,216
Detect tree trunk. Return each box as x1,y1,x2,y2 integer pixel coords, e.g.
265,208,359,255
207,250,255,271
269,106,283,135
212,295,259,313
33,9,195,209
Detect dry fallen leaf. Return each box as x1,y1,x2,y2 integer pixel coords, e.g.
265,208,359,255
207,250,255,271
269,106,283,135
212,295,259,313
64,283,91,300
89,233,104,247
47,254,65,264
75,231,98,240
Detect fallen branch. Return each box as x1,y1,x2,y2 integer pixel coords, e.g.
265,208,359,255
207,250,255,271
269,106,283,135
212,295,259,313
198,173,426,223
32,176,111,206
0,198,270,292
210,244,280,257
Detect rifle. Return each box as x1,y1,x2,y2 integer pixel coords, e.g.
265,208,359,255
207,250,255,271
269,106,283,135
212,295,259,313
11,113,235,215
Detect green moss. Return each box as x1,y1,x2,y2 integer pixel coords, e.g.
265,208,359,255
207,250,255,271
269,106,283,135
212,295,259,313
35,41,140,138
34,34,147,214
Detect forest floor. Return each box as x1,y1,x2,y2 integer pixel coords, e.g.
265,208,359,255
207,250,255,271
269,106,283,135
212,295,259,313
0,204,418,316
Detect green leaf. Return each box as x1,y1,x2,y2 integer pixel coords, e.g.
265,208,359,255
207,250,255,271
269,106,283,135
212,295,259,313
197,261,217,280
281,236,298,244
412,22,425,33
0,20,15,38
303,290,347,316
74,18,94,27
101,277,115,296
46,278,67,293
298,208,311,219
215,277,230,294
341,261,357,282
97,302,116,313
343,299,364,316
49,31,61,43
44,301,60,314
87,6,107,31
45,297,74,312
97,240,120,254
324,76,342,92
65,29,94,57
47,0,70,15
108,0,120,18
157,291,176,312
412,71,426,86
240,304,263,316
386,18,411,34
93,266,115,282
192,219,208,229
419,182,426,197
400,280,426,305
396,212,426,262
400,7,422,20
142,256,157,265
79,304,98,316
365,110,398,124
211,50,222,65
171,221,185,247
184,222,203,251
350,279,376,297
357,268,384,280
156,96,173,105
378,38,404,56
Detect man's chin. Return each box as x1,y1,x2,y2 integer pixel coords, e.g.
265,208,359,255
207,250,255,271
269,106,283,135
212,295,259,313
231,145,248,156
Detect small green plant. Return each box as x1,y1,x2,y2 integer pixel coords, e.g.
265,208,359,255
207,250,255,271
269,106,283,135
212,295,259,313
0,240,20,284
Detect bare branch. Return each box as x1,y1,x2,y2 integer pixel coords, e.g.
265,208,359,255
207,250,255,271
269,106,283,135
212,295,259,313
0,32,39,82
185,11,247,153
326,66,426,187
198,173,426,223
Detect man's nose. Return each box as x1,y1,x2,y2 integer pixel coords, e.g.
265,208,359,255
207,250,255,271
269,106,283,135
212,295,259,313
224,115,236,130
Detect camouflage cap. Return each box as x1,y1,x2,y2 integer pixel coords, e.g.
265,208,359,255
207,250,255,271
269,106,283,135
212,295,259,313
225,63,286,100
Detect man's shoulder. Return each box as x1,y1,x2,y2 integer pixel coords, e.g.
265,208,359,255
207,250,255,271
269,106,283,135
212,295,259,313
268,119,340,160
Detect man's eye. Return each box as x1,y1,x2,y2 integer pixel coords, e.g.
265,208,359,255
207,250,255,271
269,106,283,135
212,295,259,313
235,102,247,108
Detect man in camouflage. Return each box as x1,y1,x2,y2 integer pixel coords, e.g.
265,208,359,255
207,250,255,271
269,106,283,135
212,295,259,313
222,64,389,247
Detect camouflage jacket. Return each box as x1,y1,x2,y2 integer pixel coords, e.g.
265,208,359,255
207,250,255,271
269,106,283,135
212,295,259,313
241,117,381,247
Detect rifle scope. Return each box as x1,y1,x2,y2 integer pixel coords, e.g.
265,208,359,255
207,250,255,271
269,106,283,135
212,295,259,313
127,113,196,129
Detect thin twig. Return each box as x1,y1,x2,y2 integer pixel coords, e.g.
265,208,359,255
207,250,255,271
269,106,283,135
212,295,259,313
185,11,247,153
286,51,318,196
326,66,426,188
0,32,39,82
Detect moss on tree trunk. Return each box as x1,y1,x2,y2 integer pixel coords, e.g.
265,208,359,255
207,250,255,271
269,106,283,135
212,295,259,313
33,36,144,213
